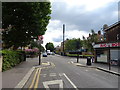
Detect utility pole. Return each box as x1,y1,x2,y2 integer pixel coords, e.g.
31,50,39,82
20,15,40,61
63,24,65,56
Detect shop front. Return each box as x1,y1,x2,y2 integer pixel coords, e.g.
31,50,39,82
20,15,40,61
94,42,120,65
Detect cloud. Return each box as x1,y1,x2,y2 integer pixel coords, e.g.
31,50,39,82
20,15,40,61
43,0,119,47
65,30,89,39
51,0,118,31
52,36,62,42
43,20,63,47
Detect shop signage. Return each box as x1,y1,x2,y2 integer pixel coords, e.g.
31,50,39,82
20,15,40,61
94,42,120,48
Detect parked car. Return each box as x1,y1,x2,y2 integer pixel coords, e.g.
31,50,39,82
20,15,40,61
50,52,55,55
42,52,47,57
47,50,51,55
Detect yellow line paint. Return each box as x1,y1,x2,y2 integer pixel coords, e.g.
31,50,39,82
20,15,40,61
29,68,39,89
34,68,41,90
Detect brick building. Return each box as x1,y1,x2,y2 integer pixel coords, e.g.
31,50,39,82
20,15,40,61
93,21,120,65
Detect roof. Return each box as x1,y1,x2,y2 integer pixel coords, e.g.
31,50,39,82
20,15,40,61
105,21,120,31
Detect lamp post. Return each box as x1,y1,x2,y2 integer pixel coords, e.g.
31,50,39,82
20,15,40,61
63,24,65,56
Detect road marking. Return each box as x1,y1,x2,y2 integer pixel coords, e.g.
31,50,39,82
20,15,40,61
41,62,56,69
59,73,63,77
42,62,50,66
49,73,56,77
51,62,55,67
29,68,39,89
34,68,41,89
43,80,63,89
41,74,47,76
63,73,78,90
15,67,35,88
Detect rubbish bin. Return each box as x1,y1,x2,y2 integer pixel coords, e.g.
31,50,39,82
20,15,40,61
86,57,91,65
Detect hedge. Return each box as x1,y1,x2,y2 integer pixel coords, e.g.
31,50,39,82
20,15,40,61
2,50,25,71
66,54,94,58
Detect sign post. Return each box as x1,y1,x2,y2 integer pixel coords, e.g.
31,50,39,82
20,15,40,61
37,35,43,65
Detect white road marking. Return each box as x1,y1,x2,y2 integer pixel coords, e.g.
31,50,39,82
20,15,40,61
15,67,35,88
59,73,64,77
49,73,56,77
63,73,78,90
43,80,63,89
41,74,47,77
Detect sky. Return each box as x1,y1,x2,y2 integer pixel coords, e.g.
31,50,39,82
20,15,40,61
43,0,119,47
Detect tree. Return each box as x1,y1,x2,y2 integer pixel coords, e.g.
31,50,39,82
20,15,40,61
102,24,108,40
103,24,108,30
45,42,54,52
2,2,51,50
30,39,45,52
82,29,97,53
30,41,45,52
65,38,82,52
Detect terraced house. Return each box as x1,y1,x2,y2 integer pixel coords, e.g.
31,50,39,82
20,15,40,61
93,21,120,65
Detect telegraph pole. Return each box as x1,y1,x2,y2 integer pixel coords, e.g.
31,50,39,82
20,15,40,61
63,24,65,56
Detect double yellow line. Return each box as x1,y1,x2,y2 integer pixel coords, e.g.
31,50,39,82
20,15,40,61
29,68,41,90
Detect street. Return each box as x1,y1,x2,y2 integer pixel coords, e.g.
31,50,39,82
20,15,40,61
20,55,119,89
2,1,120,90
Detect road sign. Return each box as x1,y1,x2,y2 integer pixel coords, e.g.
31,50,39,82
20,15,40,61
38,35,43,40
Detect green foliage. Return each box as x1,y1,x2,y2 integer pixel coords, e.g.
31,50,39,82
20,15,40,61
2,50,25,71
103,24,108,30
30,41,45,52
65,38,82,52
45,42,54,52
66,54,94,57
82,29,98,53
2,2,51,50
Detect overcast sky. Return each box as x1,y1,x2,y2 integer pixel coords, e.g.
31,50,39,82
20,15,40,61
43,0,119,47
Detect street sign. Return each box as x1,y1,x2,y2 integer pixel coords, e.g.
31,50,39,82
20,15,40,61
38,35,43,40
37,35,43,65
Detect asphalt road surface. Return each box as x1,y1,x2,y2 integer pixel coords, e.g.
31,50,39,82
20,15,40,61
23,55,119,89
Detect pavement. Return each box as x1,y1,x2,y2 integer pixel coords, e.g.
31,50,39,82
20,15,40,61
2,57,52,88
0,56,2,72
69,57,120,76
